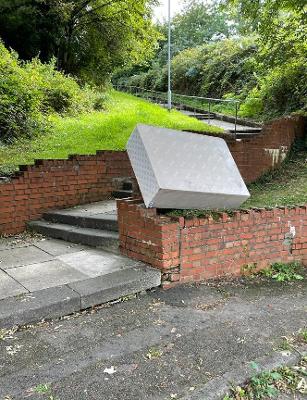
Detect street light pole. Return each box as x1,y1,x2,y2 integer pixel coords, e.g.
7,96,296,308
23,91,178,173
167,0,172,111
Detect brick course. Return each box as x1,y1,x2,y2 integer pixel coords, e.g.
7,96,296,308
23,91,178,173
226,115,305,182
0,151,135,235
118,200,307,286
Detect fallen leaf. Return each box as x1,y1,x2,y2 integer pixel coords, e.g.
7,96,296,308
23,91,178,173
103,366,116,375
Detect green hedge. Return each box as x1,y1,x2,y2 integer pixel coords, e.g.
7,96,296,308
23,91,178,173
115,39,257,99
0,43,43,143
114,38,307,120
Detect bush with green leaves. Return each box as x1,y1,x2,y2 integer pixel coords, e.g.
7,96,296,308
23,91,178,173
115,38,257,100
240,58,307,119
115,34,306,121
0,42,44,143
0,41,106,144
23,59,106,115
261,262,304,282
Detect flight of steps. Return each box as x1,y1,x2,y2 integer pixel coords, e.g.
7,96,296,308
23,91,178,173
28,182,134,253
25,181,162,311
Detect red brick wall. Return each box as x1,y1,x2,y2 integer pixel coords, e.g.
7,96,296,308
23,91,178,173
0,115,305,235
0,151,135,235
117,199,307,287
227,115,305,183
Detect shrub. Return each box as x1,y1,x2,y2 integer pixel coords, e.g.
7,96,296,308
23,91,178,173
0,42,44,143
24,58,104,115
114,38,257,99
114,36,306,120
241,58,307,120
0,41,106,144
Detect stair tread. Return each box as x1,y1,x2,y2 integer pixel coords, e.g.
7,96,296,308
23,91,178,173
29,220,119,239
112,189,133,199
45,211,117,221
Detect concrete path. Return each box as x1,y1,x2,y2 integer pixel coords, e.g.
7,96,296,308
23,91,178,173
0,274,306,400
0,235,161,328
180,110,261,134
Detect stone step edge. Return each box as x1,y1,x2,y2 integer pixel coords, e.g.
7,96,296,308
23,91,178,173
28,220,120,253
0,265,161,329
28,221,119,238
43,212,118,232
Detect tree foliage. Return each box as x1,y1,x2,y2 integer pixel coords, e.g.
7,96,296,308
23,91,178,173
153,0,237,67
115,0,307,120
0,0,160,83
170,0,235,53
226,0,306,64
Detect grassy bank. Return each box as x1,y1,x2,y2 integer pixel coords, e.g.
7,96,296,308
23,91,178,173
167,146,307,218
0,91,221,175
244,147,307,208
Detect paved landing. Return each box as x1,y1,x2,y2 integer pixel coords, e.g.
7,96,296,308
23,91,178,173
50,199,118,217
0,233,161,328
180,110,260,133
0,238,141,300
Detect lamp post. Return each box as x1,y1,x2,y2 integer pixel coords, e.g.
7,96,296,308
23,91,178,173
167,0,172,111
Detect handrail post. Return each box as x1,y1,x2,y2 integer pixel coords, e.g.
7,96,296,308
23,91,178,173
208,101,211,125
235,103,238,138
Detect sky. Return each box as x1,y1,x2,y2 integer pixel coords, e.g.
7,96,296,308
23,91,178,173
153,0,185,22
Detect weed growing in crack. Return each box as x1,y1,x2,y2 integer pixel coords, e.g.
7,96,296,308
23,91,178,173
223,358,307,399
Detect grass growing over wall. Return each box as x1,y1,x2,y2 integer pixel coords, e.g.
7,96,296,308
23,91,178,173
0,91,221,175
244,146,307,208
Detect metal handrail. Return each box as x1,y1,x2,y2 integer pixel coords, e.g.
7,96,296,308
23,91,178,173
114,85,240,134
115,85,240,103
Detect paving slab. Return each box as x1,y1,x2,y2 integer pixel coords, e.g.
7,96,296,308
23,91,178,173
7,260,88,292
0,234,41,251
34,238,86,256
0,270,28,300
57,249,143,277
0,245,52,270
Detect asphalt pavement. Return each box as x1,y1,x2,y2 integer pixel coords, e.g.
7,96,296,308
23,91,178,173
0,274,306,400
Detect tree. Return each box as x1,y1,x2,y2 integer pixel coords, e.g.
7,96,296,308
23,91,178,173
0,0,160,83
151,0,239,71
171,0,235,53
225,0,306,65
225,0,307,118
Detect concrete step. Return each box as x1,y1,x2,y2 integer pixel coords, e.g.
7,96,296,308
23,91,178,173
112,190,133,199
28,221,120,253
0,264,161,328
69,265,161,309
44,211,118,232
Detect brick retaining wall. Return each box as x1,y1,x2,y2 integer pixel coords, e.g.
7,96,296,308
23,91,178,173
227,115,306,183
117,199,307,286
0,151,135,235
0,115,305,235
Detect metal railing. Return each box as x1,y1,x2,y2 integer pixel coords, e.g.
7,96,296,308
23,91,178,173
114,85,240,133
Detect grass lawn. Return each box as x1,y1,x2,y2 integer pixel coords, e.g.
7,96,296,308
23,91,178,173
0,91,222,175
244,147,307,208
